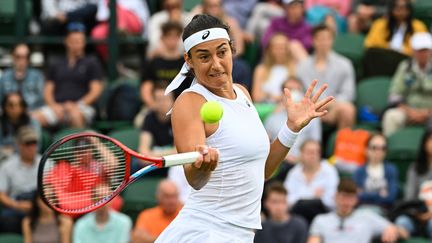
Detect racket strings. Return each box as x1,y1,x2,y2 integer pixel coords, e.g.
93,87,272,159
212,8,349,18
41,136,127,211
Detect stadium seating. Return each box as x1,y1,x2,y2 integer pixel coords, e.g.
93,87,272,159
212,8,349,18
362,48,409,78
0,0,32,36
254,103,276,122
121,177,162,222
0,233,23,243
413,0,432,29
356,76,392,127
386,126,425,184
53,127,99,142
108,127,141,151
398,238,432,243
183,0,201,12
332,33,365,79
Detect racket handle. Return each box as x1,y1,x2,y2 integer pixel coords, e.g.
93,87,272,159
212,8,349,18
163,151,201,167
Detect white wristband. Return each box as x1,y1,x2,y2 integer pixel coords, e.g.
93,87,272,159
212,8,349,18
277,125,299,148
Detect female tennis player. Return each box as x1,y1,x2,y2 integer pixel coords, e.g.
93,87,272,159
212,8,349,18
157,14,333,242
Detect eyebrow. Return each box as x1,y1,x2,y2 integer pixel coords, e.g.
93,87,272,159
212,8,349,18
194,43,227,54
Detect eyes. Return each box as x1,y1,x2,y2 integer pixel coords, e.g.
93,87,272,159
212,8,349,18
197,48,228,62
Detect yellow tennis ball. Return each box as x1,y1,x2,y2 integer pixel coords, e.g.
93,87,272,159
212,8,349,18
200,101,223,124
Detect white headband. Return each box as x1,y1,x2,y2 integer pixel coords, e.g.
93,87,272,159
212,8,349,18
165,28,230,96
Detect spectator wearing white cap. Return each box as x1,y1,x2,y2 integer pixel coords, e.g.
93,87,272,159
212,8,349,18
382,32,432,136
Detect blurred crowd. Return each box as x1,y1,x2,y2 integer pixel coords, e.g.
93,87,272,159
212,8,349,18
1,0,432,242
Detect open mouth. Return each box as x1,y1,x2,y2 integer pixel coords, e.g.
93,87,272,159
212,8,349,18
209,72,225,77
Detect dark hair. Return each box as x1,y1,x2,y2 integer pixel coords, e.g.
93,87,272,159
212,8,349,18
386,0,414,43
264,182,288,199
29,193,60,230
1,92,30,138
161,21,183,36
182,14,235,79
312,24,335,38
337,178,358,194
415,130,432,175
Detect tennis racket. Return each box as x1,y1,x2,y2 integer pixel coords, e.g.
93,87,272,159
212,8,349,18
38,132,200,215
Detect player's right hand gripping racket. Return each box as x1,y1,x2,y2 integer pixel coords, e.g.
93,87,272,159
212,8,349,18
38,132,199,215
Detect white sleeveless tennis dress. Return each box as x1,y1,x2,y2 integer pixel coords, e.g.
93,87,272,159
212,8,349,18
155,84,270,243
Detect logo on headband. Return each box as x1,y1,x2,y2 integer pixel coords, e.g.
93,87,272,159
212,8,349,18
202,30,210,40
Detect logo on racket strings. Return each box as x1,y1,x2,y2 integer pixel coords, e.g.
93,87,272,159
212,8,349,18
202,30,210,40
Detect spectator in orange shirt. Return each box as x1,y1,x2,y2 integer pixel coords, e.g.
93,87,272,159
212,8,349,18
132,179,182,243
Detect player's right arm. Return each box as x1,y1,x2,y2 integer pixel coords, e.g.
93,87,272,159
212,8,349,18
171,92,219,190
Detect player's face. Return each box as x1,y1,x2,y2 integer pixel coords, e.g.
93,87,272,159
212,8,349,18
186,39,233,89
367,135,387,163
335,192,358,216
265,192,289,220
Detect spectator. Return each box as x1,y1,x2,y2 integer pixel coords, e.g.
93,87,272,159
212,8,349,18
382,32,432,136
305,0,352,18
255,182,308,243
246,0,284,42
0,44,44,112
262,0,312,55
252,33,304,103
92,0,150,61
297,24,356,129
348,0,392,34
133,179,182,243
364,0,427,56
140,21,184,111
135,82,175,176
353,133,398,212
264,77,322,163
41,0,97,35
284,140,339,223
308,179,404,243
73,183,132,243
395,129,432,238
33,23,103,129
167,166,190,204
147,0,192,56
0,126,41,233
22,194,73,243
0,93,41,162
223,0,258,29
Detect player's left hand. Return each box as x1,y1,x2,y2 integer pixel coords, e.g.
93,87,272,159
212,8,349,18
283,79,334,132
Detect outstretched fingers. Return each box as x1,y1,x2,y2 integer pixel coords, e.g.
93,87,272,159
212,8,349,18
304,79,318,99
315,96,334,112
312,83,328,103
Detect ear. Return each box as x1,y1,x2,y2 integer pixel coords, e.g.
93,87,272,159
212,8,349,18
184,52,194,69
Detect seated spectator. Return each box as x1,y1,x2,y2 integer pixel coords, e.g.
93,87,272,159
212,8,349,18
246,0,284,42
147,0,192,56
0,126,41,233
133,179,182,243
305,0,352,18
364,0,427,56
382,32,432,136
73,183,132,243
353,133,398,213
308,179,404,243
253,33,303,103
33,23,103,129
140,21,184,111
264,77,322,163
255,182,308,243
22,194,73,243
0,93,41,161
0,44,44,112
135,82,175,176
348,0,391,34
395,130,432,238
92,0,150,61
222,0,258,29
297,24,356,129
262,0,312,57
41,0,97,35
284,140,339,222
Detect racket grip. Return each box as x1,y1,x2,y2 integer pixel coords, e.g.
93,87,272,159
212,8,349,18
163,151,201,167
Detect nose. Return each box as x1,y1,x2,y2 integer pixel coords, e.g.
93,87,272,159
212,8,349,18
211,54,223,71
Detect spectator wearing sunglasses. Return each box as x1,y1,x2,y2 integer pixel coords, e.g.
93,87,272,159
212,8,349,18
353,133,398,213
0,44,44,113
0,126,41,234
